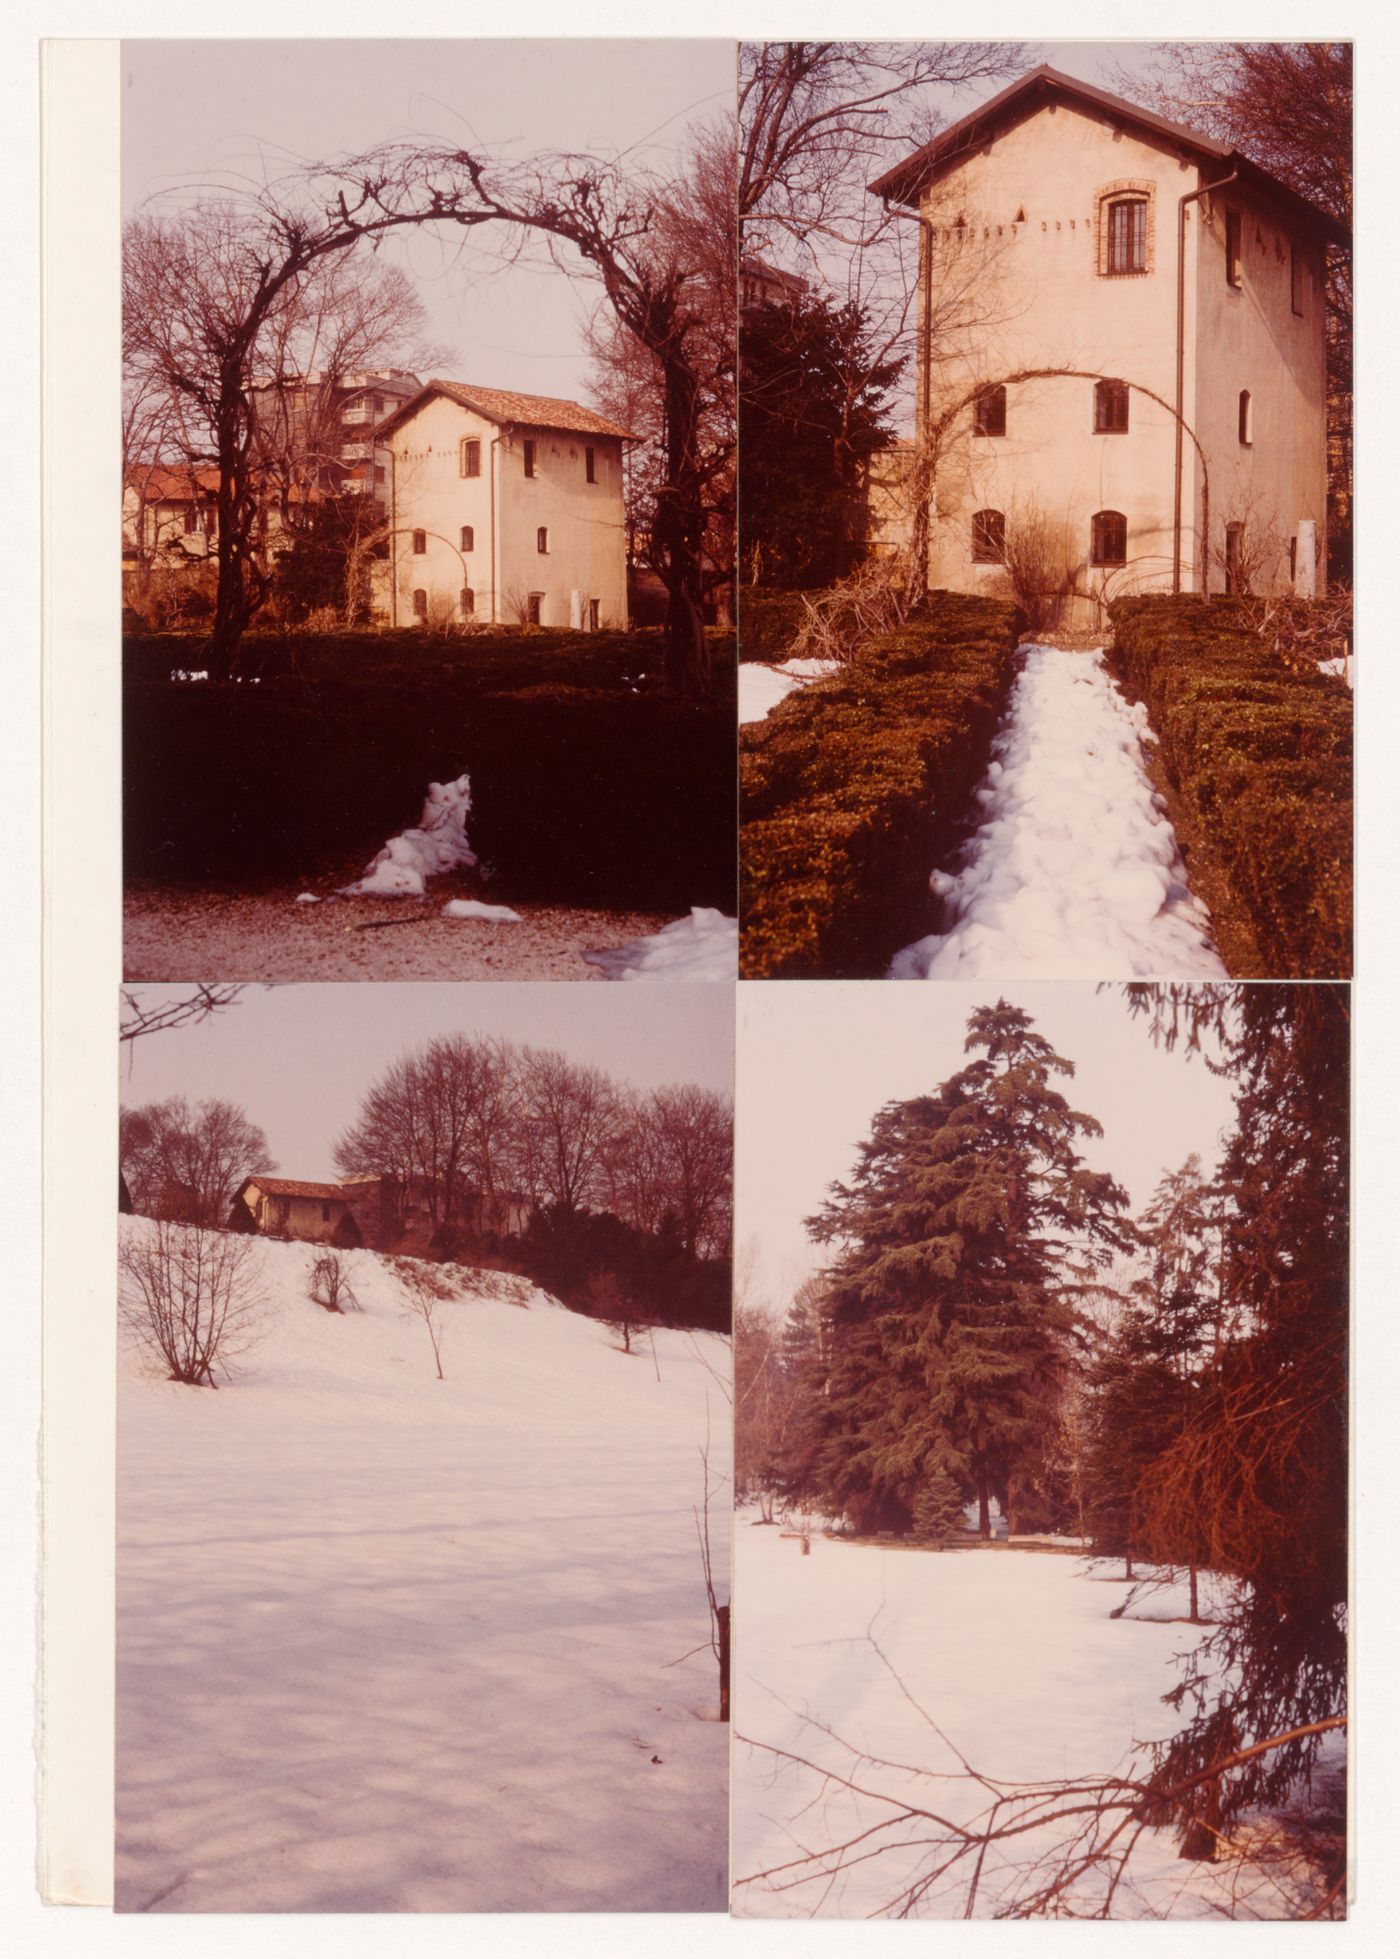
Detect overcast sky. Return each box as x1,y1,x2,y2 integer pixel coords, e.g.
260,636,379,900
120,982,733,1178
736,981,1238,1311
122,39,736,404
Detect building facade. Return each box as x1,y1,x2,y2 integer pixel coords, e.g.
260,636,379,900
869,67,1345,625
375,380,633,629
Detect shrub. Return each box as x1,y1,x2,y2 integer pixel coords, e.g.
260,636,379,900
1109,595,1352,977
738,591,812,664
119,1221,264,1387
740,594,1023,977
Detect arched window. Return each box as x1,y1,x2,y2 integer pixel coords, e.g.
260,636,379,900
1094,379,1129,434
411,528,427,555
1238,390,1253,445
971,509,1005,563
460,587,475,617
1090,510,1128,567
460,525,475,552
459,438,481,478
411,588,428,621
1105,197,1147,274
973,385,1007,437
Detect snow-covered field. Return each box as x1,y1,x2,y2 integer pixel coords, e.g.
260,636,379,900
733,1525,1341,1920
738,658,839,725
583,906,738,981
889,645,1227,981
116,1221,730,1913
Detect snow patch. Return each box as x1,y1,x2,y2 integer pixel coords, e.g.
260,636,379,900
739,657,839,725
1318,656,1352,690
441,898,522,923
889,645,1227,981
583,907,738,982
293,892,321,905
341,773,479,899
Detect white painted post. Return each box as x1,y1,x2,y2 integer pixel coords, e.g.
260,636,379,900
569,588,584,630
1295,520,1317,598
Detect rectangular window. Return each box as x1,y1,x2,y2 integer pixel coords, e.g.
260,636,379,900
973,387,1006,437
585,446,597,483
460,525,474,552
461,587,475,617
1291,247,1305,317
1226,209,1243,288
523,439,536,478
537,526,549,554
588,597,600,632
374,465,386,485
1091,510,1128,567
1106,198,1146,274
460,438,481,478
412,529,426,555
971,509,1005,563
1094,379,1129,434
412,588,428,621
527,592,543,625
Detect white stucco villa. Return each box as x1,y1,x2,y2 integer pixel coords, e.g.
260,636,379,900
869,66,1348,622
373,380,634,630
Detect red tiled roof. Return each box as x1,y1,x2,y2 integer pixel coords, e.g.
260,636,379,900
243,1176,350,1202
126,463,221,500
377,379,637,442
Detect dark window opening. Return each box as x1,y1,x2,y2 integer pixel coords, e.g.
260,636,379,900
523,439,536,478
460,525,474,552
412,588,428,621
1226,208,1243,288
1288,536,1298,582
460,587,475,617
411,528,427,555
585,446,597,483
527,592,543,625
537,526,549,554
460,438,481,478
1091,510,1127,567
588,597,600,632
971,509,1005,563
322,1203,331,1221
1094,378,1129,433
1225,521,1245,593
1106,198,1147,274
374,465,386,485
1238,390,1253,445
973,385,1007,437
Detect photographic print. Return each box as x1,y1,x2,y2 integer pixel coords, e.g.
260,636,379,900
732,979,1348,1920
115,982,733,1912
736,45,1352,981
121,40,737,985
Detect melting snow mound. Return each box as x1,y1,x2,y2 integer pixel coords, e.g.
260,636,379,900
739,658,840,725
584,907,738,982
442,898,522,923
341,773,479,898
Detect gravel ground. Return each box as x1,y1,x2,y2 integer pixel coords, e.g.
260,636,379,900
124,884,676,983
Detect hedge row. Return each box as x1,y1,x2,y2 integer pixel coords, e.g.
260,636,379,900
738,590,814,665
1108,595,1352,977
124,631,736,912
740,594,1024,977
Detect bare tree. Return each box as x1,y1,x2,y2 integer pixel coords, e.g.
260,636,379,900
120,1095,272,1227
393,1257,455,1380
308,1250,360,1314
119,1221,264,1387
514,1047,619,1217
583,1267,651,1356
120,985,243,1045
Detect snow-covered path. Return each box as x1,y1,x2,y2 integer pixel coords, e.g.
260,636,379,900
117,1226,730,1913
733,1527,1341,1920
889,645,1227,980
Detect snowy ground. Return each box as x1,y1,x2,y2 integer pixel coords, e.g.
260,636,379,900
583,907,738,982
889,645,1227,981
738,659,839,725
733,1524,1342,1921
117,1222,730,1913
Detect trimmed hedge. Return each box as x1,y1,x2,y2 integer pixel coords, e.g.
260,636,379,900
740,594,1023,977
738,590,813,664
124,629,736,911
1108,595,1352,978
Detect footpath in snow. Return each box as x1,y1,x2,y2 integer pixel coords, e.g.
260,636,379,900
889,645,1227,981
117,1222,730,1913
733,1524,1341,1920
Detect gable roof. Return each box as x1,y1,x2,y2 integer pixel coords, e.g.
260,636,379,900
869,65,1349,247
125,463,221,501
239,1176,350,1202
376,378,637,443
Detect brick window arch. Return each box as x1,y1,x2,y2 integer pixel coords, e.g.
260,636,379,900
1090,510,1128,566
971,509,1005,563
1096,181,1155,276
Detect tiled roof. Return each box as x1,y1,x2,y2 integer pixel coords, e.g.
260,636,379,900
126,463,221,500
244,1176,350,1201
378,379,637,442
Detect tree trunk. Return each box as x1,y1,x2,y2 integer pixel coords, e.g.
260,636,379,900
717,1601,730,1722
1189,1563,1201,1624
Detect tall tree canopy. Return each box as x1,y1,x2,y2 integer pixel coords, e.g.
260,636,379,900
796,1002,1132,1537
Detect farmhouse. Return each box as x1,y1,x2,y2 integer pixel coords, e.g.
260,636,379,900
230,1173,532,1255
869,66,1348,624
373,380,634,629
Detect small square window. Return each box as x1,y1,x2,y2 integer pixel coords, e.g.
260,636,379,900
523,439,536,478
537,526,549,555
460,525,474,552
585,446,597,483
411,529,427,555
460,438,481,478
1225,209,1243,288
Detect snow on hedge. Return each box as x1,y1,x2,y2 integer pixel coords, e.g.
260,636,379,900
733,1523,1341,1920
739,658,840,725
584,907,738,981
341,772,479,898
890,646,1227,981
117,1220,730,1912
